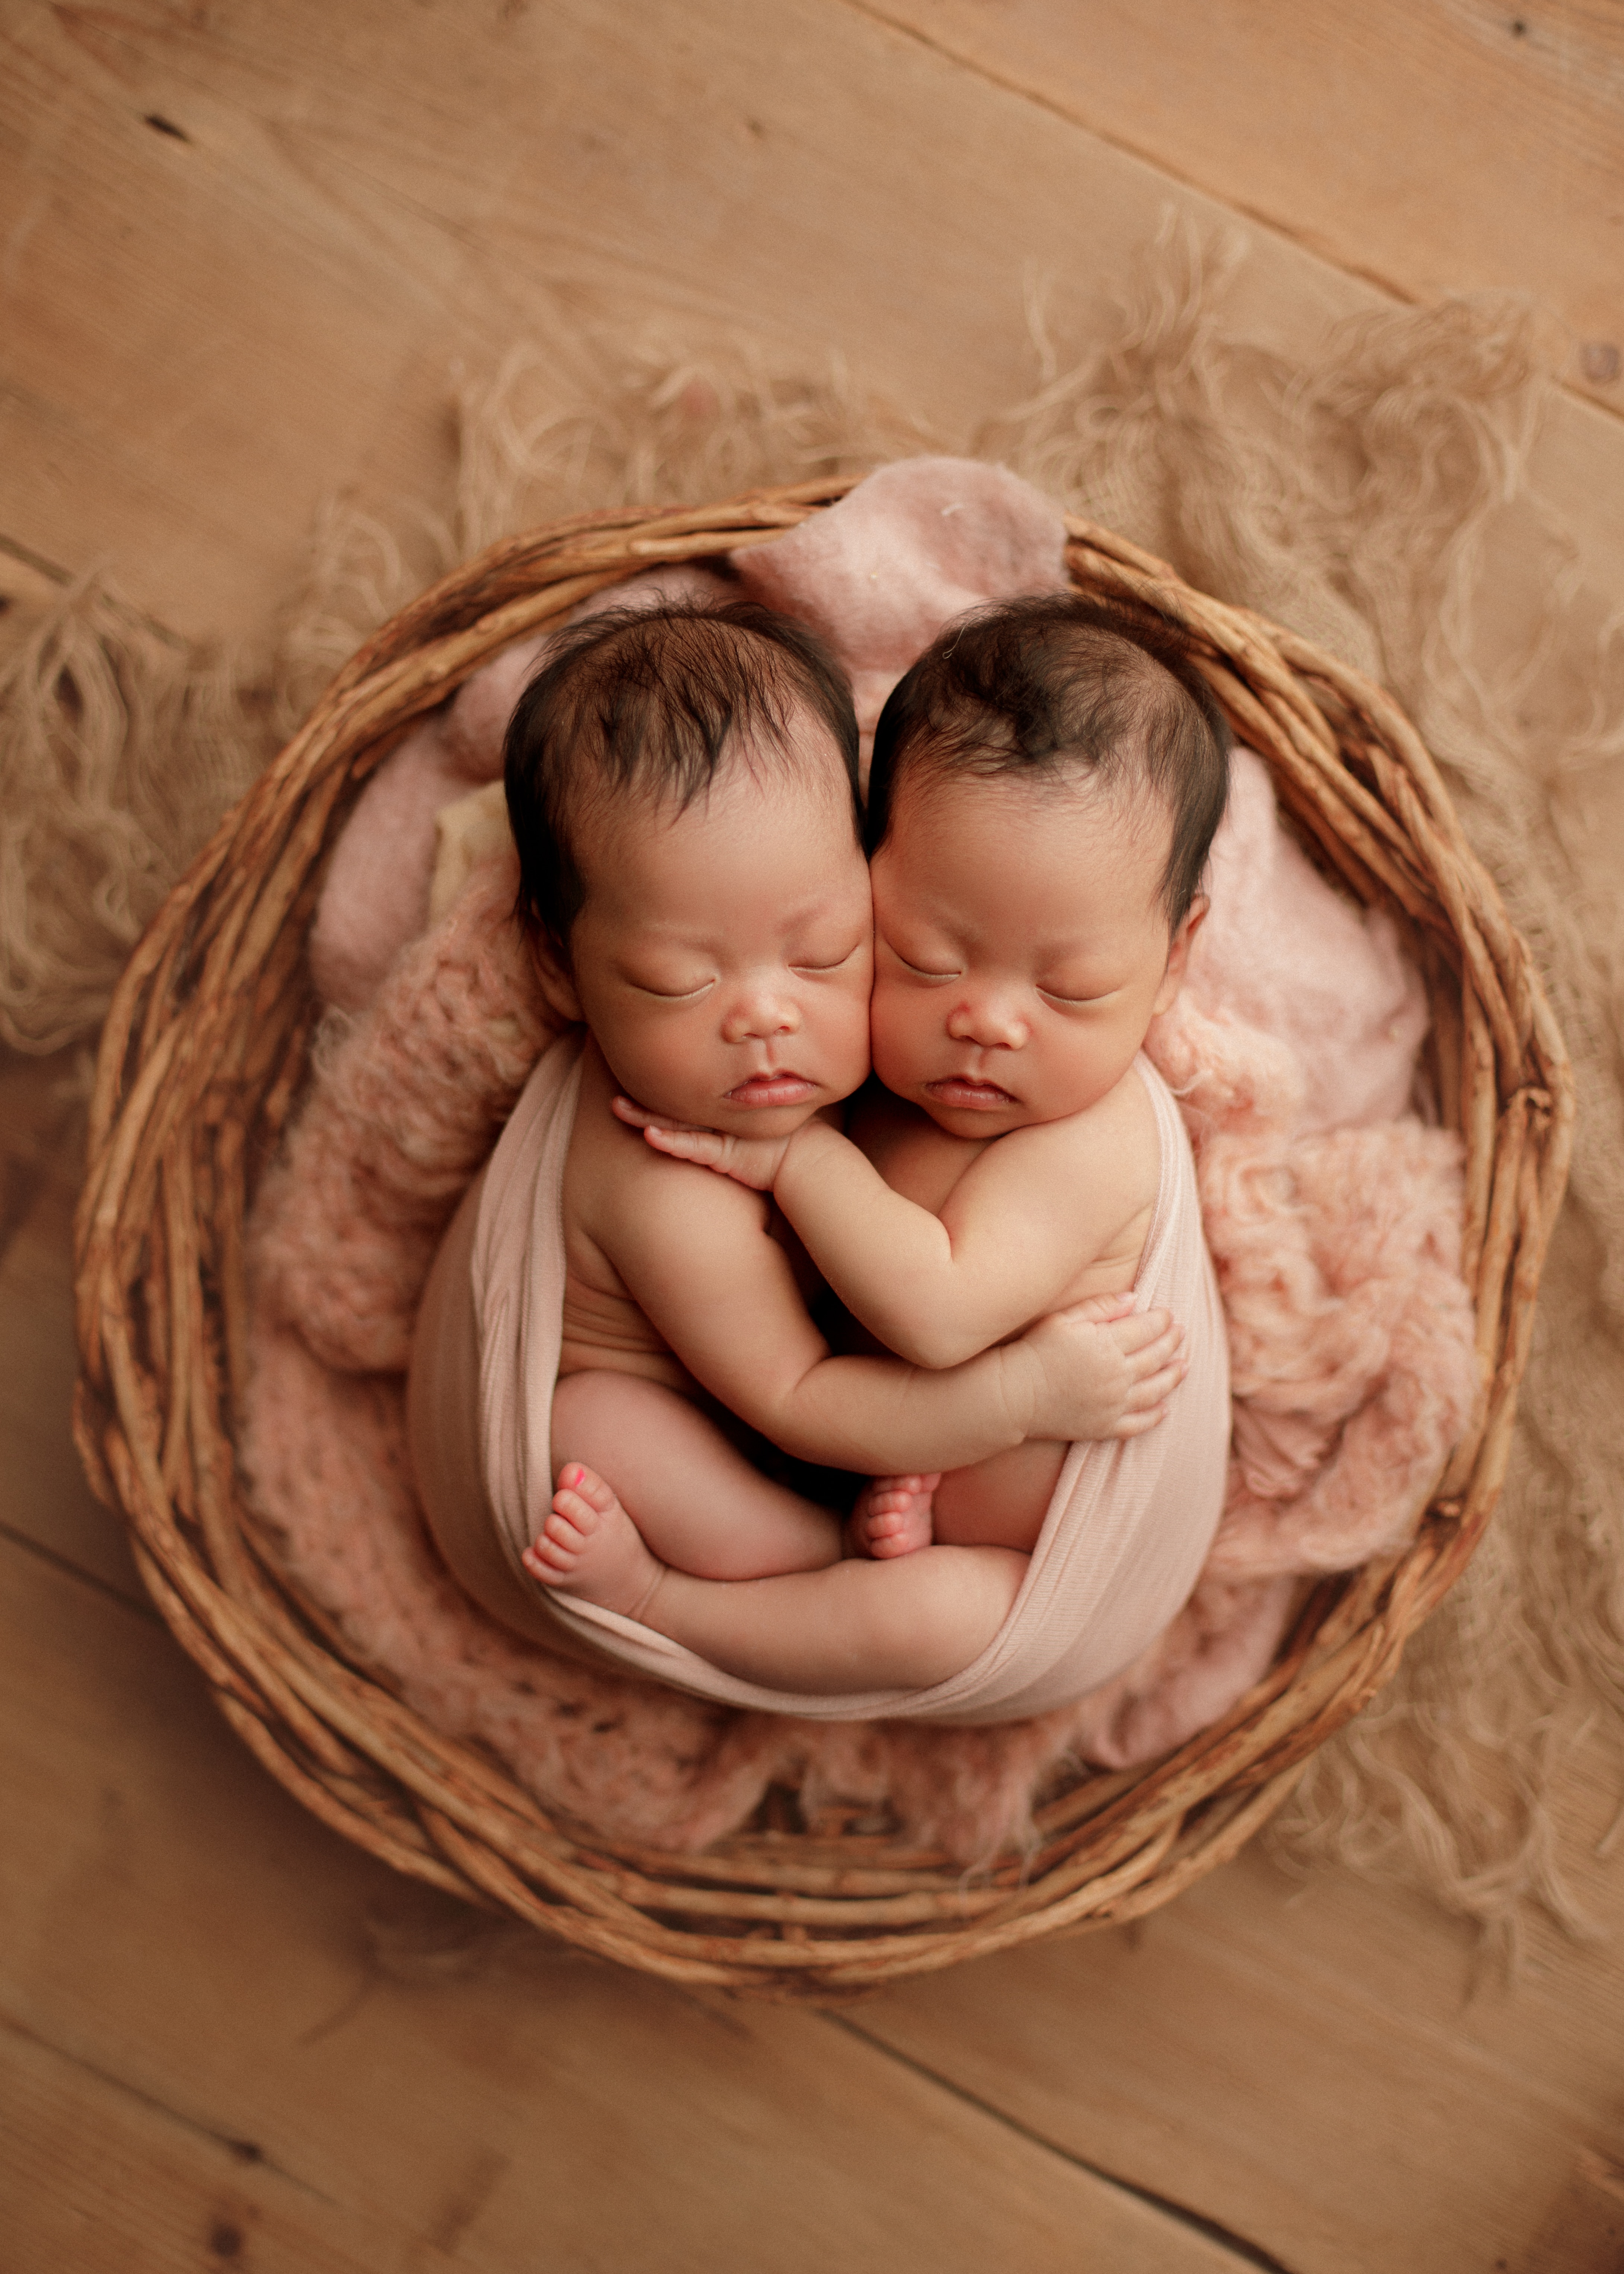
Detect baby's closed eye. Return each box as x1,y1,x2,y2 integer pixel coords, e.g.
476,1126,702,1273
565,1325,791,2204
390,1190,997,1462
792,938,867,975
1036,982,1116,1009
621,963,716,1001
883,938,962,981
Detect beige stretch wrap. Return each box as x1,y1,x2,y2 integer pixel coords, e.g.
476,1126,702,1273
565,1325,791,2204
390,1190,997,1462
408,1033,1231,1722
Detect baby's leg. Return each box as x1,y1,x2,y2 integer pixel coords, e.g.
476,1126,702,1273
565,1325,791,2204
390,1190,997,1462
548,1369,841,1580
930,1439,1070,1555
530,1465,1025,1692
848,1473,938,1560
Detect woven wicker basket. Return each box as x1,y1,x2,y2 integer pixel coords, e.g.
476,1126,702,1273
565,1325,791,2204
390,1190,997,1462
72,482,1573,1998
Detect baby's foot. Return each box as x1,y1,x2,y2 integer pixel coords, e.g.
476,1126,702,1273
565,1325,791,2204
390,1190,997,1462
522,1464,665,1622
849,1473,939,1561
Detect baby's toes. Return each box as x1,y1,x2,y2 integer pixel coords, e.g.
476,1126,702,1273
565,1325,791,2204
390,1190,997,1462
556,1463,616,1518
524,1533,570,1578
544,1500,590,1551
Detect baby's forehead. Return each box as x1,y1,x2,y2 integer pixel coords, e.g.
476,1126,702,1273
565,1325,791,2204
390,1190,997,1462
887,752,1171,842
573,728,857,870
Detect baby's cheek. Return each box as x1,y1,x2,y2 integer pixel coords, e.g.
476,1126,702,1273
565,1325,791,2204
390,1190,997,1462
868,980,927,1088
610,1013,709,1118
822,988,874,1090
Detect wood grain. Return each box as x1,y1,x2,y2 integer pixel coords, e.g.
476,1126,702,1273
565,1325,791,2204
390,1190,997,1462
2,0,1621,650
860,0,1624,409
0,1537,1248,2272
0,2019,432,2274
849,1766,1624,2274
0,1057,141,1606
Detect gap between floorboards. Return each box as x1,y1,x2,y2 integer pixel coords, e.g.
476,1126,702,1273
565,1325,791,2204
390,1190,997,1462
825,2009,1301,2274
831,0,1624,435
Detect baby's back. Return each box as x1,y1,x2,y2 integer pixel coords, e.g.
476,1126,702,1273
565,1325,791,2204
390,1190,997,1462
557,1044,699,1394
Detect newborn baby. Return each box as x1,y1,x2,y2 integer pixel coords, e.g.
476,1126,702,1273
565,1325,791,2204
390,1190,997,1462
530,596,1230,1695
475,600,1183,1678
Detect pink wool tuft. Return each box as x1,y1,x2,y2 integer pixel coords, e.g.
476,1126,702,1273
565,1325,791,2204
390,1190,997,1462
307,721,482,1013
1188,750,1430,1133
252,856,559,1375
731,457,1071,760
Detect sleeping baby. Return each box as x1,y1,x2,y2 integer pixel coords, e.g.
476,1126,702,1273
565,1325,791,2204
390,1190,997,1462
406,598,1186,1680
512,594,1232,1697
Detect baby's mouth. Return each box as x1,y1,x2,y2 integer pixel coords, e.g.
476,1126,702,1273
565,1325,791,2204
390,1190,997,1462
727,1071,816,1108
926,1076,1016,1110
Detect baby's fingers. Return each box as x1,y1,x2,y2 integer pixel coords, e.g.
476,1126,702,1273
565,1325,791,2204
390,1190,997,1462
641,1125,727,1168
1064,1291,1136,1327
1110,1308,1185,1363
611,1095,715,1137
1120,1352,1189,1413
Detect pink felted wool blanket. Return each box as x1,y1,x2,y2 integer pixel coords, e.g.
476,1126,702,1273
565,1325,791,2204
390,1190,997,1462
242,460,1477,1857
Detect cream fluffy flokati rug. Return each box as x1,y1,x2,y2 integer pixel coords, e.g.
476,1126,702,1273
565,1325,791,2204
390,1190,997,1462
10,236,1623,1933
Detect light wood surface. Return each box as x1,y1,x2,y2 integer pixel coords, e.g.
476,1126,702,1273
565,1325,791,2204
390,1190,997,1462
4,3,1624,2267
3,0,1623,646
864,1,1624,410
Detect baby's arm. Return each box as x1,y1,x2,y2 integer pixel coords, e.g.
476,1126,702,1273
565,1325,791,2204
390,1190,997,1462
614,1089,1156,1370
597,1154,1179,1476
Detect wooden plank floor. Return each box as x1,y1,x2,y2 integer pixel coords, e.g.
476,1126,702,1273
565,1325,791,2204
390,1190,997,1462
4,6,1624,2268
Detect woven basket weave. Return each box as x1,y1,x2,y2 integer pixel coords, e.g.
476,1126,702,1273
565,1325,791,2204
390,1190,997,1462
72,482,1574,1998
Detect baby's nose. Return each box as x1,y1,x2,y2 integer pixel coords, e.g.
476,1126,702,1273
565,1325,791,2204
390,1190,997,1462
721,981,802,1043
946,990,1027,1049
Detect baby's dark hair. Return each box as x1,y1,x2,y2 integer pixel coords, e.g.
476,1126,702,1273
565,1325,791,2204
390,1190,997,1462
867,594,1230,928
505,600,861,957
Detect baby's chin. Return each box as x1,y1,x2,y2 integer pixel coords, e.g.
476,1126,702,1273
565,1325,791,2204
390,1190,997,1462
883,1067,1095,1135
716,1063,871,1133
659,1084,859,1141
918,1097,1037,1138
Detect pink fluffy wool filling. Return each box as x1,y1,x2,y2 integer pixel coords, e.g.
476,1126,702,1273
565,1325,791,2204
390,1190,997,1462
242,462,1477,1862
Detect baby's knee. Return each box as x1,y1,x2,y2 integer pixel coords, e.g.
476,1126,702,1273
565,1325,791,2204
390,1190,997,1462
862,1548,1024,1687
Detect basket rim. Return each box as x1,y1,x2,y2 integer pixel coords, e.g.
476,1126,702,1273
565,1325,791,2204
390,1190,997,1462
71,477,1575,1997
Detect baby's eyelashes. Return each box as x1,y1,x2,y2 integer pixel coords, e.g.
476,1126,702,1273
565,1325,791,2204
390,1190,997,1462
1036,985,1114,1009
626,975,716,1001
791,942,867,975
887,947,963,982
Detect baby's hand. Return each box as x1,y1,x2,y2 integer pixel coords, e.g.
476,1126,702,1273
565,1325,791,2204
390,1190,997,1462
611,1095,792,1192
1014,1296,1188,1443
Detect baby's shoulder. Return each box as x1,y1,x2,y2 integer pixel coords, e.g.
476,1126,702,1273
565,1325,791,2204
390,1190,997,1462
566,1101,769,1253
993,1064,1161,1203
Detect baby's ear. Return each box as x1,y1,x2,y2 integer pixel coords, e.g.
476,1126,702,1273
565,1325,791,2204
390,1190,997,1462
1152,894,1208,1016
529,934,584,1025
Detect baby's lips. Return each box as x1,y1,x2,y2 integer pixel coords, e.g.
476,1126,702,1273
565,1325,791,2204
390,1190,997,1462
724,1071,816,1106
